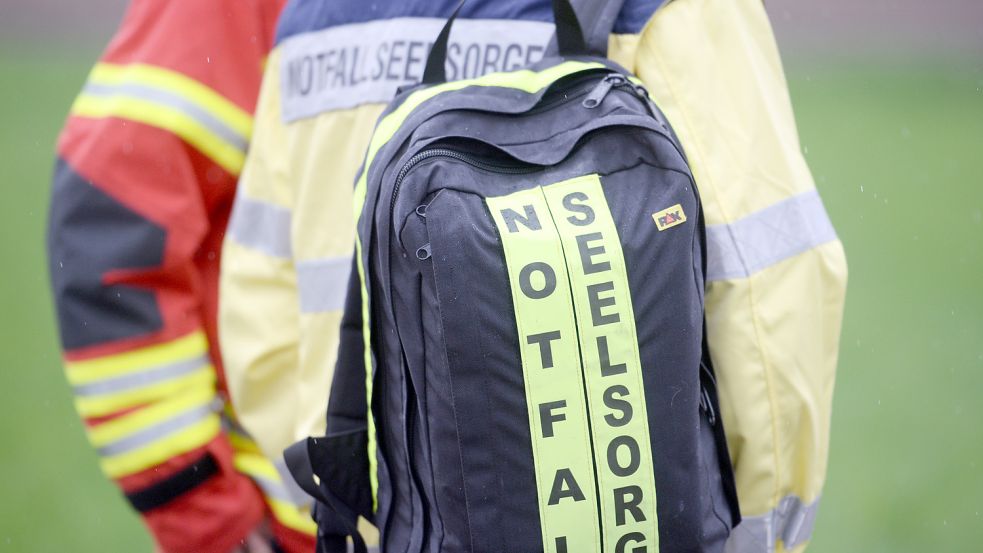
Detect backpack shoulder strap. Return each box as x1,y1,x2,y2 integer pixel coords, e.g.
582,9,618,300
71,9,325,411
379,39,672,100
578,0,627,56
547,0,627,58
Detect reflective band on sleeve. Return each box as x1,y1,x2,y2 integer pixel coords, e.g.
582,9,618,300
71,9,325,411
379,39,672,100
706,190,837,281
96,403,215,457
87,387,221,478
297,256,351,313
542,175,659,553
73,355,208,397
726,495,820,553
70,63,252,175
233,451,317,535
488,187,601,553
227,195,293,259
66,330,209,384
66,331,216,418
83,83,248,151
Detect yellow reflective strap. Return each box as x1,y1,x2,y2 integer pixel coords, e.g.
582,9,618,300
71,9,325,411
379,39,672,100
351,60,605,510
101,415,220,478
353,236,379,511
488,188,601,553
74,366,215,419
87,63,252,136
65,331,208,385
72,94,245,175
86,385,215,447
542,175,659,553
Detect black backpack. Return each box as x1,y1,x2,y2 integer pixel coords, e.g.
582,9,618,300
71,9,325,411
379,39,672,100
286,2,740,552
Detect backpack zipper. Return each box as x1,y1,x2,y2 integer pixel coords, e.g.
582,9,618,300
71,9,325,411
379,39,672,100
582,73,650,109
389,71,651,221
390,148,541,228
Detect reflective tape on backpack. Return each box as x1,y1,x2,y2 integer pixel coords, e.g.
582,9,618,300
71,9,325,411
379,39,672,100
488,188,601,553
488,174,659,553
542,175,659,553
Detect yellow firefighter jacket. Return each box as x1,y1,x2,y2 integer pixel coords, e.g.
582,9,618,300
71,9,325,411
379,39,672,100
219,1,848,551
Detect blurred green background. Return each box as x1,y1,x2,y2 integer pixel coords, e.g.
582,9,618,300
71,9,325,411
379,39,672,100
1,1,980,551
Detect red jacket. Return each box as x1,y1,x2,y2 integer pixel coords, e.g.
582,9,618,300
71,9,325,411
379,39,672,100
46,1,314,552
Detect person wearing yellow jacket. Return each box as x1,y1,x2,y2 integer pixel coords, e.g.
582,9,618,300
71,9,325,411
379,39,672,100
219,1,848,552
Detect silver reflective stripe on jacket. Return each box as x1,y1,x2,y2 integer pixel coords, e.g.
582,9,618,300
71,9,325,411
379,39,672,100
228,195,293,259
707,190,837,281
297,256,351,314
96,402,217,456
726,495,820,553
73,355,209,397
82,82,249,152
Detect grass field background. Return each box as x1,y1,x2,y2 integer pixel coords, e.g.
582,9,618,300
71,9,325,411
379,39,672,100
1,26,981,553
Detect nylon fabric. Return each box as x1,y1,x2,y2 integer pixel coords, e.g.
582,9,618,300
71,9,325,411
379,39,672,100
352,59,604,219
48,159,165,350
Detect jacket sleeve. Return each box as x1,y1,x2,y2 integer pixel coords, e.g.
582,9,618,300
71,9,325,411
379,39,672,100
219,46,304,464
46,1,283,551
625,1,848,552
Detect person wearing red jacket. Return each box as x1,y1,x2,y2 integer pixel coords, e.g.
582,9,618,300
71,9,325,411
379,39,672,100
45,1,316,552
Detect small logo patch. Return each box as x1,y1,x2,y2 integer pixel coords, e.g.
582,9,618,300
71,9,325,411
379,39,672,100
653,204,687,231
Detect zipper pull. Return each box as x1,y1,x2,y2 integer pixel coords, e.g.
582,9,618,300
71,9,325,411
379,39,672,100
699,385,717,426
699,361,718,426
582,74,627,109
